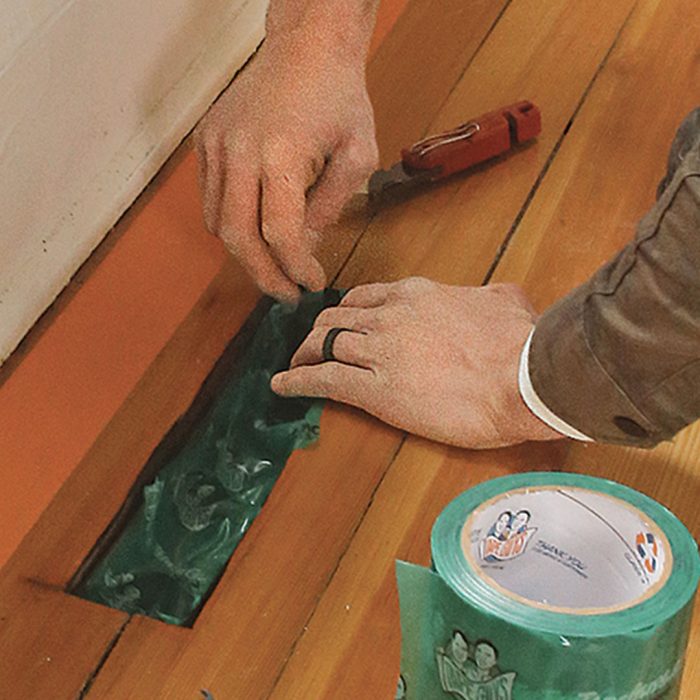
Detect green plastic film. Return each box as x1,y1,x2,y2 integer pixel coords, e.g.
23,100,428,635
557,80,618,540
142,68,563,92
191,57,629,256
397,472,700,699
74,290,342,626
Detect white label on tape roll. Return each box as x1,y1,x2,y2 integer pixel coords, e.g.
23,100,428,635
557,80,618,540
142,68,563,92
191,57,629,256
461,486,672,613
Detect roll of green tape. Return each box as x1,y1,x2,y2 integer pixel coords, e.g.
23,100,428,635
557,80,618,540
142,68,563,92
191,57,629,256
396,472,700,700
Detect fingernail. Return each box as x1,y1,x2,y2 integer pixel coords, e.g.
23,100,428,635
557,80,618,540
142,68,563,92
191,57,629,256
304,279,325,293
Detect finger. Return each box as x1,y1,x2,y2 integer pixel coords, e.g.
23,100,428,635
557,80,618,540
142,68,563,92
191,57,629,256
219,166,300,303
271,362,375,404
305,136,379,232
290,327,373,369
313,305,380,331
195,134,224,234
261,152,326,292
339,283,392,309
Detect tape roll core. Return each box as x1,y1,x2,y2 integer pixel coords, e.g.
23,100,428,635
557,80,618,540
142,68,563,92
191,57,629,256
460,485,672,614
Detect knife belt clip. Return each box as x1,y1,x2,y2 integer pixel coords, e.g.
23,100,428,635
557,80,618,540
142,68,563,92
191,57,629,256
409,122,481,158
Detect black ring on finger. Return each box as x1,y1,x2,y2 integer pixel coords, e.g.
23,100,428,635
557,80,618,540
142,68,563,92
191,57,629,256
322,327,354,363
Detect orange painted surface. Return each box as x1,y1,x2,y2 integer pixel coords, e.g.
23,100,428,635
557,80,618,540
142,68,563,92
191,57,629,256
369,0,410,55
0,152,225,569
0,3,407,571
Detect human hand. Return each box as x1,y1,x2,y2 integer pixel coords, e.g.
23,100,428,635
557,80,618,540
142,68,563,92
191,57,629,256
271,278,562,449
194,27,378,304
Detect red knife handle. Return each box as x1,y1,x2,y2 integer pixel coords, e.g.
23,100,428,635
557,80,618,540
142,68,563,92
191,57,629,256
400,101,541,180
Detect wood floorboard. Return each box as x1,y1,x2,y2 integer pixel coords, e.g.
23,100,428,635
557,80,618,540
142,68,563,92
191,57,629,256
337,0,637,288
0,584,127,699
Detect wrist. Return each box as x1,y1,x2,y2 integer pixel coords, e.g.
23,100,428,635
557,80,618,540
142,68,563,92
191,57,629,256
265,0,378,65
496,324,564,445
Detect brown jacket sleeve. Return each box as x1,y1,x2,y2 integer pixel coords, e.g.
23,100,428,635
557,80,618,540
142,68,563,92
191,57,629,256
528,110,700,447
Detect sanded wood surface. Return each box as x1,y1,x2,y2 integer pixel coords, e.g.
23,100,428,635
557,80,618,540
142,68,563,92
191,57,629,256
339,0,637,287
1,0,699,698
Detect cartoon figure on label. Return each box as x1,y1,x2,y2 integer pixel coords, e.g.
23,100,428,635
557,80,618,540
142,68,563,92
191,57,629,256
487,511,512,541
436,631,516,699
467,641,499,682
436,631,471,694
510,509,530,535
394,674,407,700
480,509,536,562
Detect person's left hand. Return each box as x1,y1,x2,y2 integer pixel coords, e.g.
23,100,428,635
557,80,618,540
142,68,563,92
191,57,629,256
271,277,562,449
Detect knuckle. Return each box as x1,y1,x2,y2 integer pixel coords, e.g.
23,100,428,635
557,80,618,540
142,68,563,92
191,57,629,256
397,276,429,295
261,137,294,171
225,132,256,160
371,308,392,330
314,307,337,328
346,138,379,174
260,223,284,247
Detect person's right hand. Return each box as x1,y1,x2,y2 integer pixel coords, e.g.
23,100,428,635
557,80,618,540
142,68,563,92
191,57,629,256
194,28,378,304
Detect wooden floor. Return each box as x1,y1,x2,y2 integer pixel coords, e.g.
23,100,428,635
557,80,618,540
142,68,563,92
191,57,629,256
1,0,699,697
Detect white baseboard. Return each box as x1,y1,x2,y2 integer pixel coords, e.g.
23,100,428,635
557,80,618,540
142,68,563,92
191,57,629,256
0,0,268,363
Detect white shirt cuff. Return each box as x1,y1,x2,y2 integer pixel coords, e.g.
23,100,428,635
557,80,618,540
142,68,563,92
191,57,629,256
518,328,594,442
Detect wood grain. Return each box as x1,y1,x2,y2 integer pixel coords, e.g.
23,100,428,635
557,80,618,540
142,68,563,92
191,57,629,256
339,0,637,287
490,0,700,696
0,585,126,699
367,0,510,168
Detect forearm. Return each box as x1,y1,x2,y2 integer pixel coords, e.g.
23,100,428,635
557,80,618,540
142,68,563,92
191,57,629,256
266,0,379,61
527,119,700,446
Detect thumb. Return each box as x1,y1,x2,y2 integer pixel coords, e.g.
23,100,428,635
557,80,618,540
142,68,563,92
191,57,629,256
305,136,378,233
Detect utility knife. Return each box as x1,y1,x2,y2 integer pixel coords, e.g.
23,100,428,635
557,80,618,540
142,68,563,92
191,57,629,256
367,100,542,202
